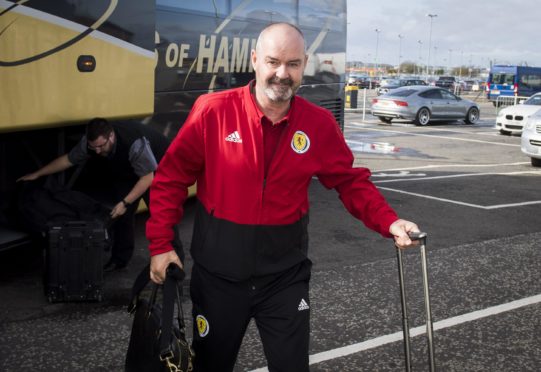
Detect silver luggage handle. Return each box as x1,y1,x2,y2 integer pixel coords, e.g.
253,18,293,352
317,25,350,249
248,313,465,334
396,231,436,372
407,231,427,241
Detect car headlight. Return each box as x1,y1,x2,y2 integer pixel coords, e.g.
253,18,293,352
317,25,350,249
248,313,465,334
497,110,506,118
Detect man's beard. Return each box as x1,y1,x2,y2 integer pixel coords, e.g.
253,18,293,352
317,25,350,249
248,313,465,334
263,77,298,102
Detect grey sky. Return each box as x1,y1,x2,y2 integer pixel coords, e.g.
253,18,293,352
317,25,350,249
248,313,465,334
347,0,541,69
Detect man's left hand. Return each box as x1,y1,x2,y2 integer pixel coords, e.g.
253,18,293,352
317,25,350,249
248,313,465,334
389,219,420,249
111,201,127,219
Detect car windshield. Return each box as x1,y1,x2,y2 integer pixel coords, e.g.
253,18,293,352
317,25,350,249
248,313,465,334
524,95,541,105
387,89,416,97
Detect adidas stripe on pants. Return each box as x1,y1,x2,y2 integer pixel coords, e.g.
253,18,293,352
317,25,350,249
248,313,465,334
190,260,312,372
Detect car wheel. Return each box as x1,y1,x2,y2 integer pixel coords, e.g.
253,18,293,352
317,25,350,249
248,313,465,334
378,116,392,124
464,107,479,124
499,129,511,135
415,108,430,126
531,157,541,167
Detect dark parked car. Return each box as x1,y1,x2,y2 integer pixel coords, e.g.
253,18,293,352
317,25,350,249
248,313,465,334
347,74,367,85
401,78,427,87
347,74,378,89
435,76,457,89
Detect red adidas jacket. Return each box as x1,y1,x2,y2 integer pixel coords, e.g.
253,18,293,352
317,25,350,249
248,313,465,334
146,82,399,279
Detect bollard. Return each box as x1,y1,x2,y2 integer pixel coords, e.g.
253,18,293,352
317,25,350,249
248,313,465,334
345,85,359,109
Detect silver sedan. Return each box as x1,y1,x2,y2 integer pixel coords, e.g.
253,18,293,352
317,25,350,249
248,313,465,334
371,86,480,125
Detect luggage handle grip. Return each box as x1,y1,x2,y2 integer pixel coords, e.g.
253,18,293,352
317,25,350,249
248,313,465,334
408,231,427,241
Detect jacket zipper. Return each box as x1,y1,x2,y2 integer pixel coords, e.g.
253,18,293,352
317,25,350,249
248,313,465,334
260,122,291,220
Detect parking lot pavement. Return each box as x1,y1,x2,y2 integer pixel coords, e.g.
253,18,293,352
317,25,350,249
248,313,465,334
279,233,541,372
1,107,541,371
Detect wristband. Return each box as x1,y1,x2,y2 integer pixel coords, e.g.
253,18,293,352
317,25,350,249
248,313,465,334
121,199,130,207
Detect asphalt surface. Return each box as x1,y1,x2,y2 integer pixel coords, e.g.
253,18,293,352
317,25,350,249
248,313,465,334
1,95,540,371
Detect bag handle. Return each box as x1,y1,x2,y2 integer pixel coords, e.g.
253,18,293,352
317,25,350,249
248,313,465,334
127,263,187,361
128,262,185,308
127,264,152,312
159,263,185,360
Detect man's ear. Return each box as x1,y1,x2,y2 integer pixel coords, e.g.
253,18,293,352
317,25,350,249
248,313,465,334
251,49,257,71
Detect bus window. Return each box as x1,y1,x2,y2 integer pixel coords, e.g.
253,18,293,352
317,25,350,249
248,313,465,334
519,74,541,90
492,73,515,85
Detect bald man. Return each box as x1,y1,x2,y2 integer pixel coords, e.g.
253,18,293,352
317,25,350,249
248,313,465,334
146,23,419,371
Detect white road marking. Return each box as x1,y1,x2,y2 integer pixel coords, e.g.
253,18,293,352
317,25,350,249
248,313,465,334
372,170,427,178
347,123,520,147
377,186,541,210
370,170,541,209
412,125,496,136
345,125,502,137
371,162,529,173
249,294,541,371
372,170,541,183
475,131,506,137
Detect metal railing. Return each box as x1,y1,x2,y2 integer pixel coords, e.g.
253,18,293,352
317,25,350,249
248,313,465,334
495,95,529,114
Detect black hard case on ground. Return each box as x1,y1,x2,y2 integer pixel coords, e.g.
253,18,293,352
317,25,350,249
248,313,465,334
45,220,108,302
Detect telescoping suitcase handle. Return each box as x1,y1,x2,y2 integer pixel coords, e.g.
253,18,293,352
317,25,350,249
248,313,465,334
396,232,436,372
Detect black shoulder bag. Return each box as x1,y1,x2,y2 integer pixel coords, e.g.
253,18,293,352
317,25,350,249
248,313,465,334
125,263,195,372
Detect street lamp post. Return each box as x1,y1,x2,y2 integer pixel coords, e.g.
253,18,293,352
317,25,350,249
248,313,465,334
426,13,437,77
398,34,404,76
433,46,438,75
459,50,464,77
448,49,453,75
417,40,422,75
374,28,381,78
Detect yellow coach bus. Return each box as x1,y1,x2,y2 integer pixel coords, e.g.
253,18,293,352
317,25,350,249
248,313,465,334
0,0,347,250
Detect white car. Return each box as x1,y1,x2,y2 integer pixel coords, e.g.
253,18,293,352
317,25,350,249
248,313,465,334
496,93,541,135
521,110,541,166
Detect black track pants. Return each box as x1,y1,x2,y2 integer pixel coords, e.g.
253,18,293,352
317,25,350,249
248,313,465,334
190,260,312,372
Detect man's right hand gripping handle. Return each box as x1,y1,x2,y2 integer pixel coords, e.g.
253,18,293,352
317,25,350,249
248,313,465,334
150,250,183,284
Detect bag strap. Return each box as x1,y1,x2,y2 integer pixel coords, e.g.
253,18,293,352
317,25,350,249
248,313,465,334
127,264,152,313
159,263,185,360
127,263,187,360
